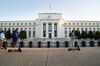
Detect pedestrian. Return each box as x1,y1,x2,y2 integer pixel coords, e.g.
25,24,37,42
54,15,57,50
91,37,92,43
0,30,6,49
12,29,18,50
70,30,75,48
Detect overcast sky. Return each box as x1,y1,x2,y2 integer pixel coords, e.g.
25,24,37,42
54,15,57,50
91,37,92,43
0,0,100,20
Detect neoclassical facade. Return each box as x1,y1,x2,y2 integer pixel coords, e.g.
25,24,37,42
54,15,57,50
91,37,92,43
0,12,100,42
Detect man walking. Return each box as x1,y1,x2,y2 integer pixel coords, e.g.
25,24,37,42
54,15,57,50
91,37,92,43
0,31,6,48
70,30,75,48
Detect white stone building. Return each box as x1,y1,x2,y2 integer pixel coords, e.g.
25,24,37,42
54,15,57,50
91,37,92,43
0,12,100,42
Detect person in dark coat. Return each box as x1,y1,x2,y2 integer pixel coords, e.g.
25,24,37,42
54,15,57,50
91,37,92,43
12,29,18,48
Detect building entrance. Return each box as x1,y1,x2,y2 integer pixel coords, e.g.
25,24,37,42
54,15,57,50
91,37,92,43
49,33,52,38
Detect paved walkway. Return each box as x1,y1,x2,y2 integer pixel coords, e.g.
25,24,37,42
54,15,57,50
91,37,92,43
0,47,100,66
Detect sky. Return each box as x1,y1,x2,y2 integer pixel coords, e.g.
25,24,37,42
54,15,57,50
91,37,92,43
0,0,100,20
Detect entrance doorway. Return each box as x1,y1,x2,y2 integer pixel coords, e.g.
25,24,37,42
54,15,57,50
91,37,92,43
49,33,52,38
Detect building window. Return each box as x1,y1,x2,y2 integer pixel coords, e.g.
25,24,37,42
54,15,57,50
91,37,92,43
29,23,31,25
81,28,83,31
69,31,71,36
85,23,87,25
21,23,23,25
77,23,79,25
8,28,10,30
97,28,99,30
73,23,75,25
89,23,91,26
43,31,46,37
1,23,3,26
33,31,35,37
20,28,23,31
43,23,46,37
73,28,75,30
48,23,52,32
9,23,11,25
77,28,79,30
85,28,87,32
65,28,67,37
43,23,46,30
97,23,99,26
4,28,6,31
89,28,91,30
13,23,15,25
5,23,7,26
12,28,14,31
93,23,95,25
81,23,83,25
64,23,67,25
54,23,57,37
33,23,35,25
69,23,71,25
25,28,27,30
54,31,57,37
25,23,27,25
54,23,57,30
17,23,19,25
0,28,2,30
65,31,67,37
33,28,35,37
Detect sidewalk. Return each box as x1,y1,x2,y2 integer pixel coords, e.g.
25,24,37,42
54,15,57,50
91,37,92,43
0,47,100,66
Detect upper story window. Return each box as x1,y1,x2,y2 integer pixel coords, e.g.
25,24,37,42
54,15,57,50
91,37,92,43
17,23,19,25
65,28,67,30
89,23,91,25
25,23,27,25
29,23,31,25
9,23,11,25
77,23,79,25
20,28,23,31
5,23,7,26
81,23,83,25
69,23,71,25
25,28,27,31
89,28,91,30
43,23,46,30
29,28,31,30
93,23,95,25
54,23,57,30
77,28,79,30
85,23,87,25
48,23,52,32
13,23,15,25
73,23,75,25
97,23,99,25
64,23,67,25
97,28,99,30
21,23,23,25
33,23,36,25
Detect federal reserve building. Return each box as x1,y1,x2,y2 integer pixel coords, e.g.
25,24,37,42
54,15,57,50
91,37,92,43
0,12,100,47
